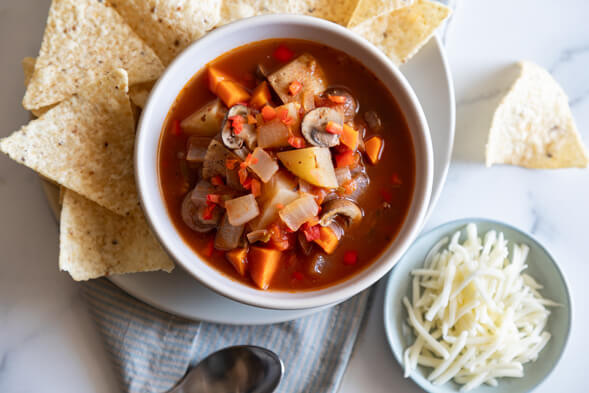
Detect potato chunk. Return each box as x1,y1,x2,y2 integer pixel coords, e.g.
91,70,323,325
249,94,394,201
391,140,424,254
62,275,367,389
268,54,327,110
277,147,338,189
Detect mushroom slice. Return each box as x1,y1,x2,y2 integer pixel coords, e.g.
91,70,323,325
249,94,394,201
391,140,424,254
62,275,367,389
324,87,358,122
181,193,217,233
221,105,257,150
319,199,363,227
301,107,344,147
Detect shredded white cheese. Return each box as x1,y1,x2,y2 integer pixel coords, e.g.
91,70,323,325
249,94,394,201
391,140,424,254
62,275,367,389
402,223,558,391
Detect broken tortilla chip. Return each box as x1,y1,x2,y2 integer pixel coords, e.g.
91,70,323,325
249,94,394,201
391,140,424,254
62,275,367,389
108,0,222,65
292,0,360,25
22,57,55,117
59,189,174,281
219,0,294,24
486,61,589,169
347,0,413,28
129,81,155,109
1,69,139,216
351,0,450,65
22,0,163,111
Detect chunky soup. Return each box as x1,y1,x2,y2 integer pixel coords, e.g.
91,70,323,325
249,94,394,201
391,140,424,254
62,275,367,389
159,39,415,291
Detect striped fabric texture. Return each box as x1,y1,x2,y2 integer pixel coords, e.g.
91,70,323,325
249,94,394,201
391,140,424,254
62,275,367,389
83,279,372,393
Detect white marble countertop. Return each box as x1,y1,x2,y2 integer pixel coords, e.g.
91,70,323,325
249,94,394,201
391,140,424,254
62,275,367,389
1,0,588,392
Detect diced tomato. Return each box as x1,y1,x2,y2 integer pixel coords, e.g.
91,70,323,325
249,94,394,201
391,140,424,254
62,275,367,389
343,250,358,265
380,189,393,203
261,105,276,121
325,121,343,135
303,223,321,242
205,236,215,257
328,95,347,104
288,136,306,148
335,150,356,168
391,173,403,186
288,81,302,96
292,271,304,281
273,44,294,63
268,223,293,251
226,158,239,170
251,179,262,197
172,119,182,136
210,175,224,186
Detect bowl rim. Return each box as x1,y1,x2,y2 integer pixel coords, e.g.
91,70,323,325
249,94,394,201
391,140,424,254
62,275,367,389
383,217,573,392
135,14,434,310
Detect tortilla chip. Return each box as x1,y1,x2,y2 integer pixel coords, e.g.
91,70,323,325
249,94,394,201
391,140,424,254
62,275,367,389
291,0,360,25
1,69,139,216
219,0,294,24
59,189,174,281
128,81,155,109
352,0,450,64
22,57,55,117
347,0,413,28
108,0,222,65
486,61,589,169
22,0,163,111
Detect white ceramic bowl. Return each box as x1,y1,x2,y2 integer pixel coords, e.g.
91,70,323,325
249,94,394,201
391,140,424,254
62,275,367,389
136,14,433,310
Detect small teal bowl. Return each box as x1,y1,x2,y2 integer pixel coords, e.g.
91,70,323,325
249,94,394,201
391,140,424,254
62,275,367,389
384,218,572,393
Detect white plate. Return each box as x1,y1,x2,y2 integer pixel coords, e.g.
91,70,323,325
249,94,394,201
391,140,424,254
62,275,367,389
42,35,455,325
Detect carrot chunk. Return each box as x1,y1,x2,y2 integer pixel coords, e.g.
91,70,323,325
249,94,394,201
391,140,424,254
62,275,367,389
261,105,277,121
288,81,302,96
226,248,248,276
340,125,359,151
364,136,384,164
328,95,347,104
216,80,251,107
250,81,272,109
248,247,282,289
335,150,356,168
208,67,232,94
314,227,339,254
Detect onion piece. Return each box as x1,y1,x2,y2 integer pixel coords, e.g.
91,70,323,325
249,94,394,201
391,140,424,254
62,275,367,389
335,167,352,186
298,178,313,194
186,136,212,163
248,148,279,183
279,194,319,231
247,229,271,244
257,119,290,148
225,194,260,226
214,214,245,250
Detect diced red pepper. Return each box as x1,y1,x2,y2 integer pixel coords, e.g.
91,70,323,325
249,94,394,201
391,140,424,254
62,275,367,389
172,119,182,136
288,136,306,148
228,115,244,135
210,175,225,186
238,167,249,184
343,250,358,265
277,107,291,125
226,158,239,170
242,176,252,190
292,271,304,281
251,179,262,197
328,95,347,104
325,121,343,135
335,150,356,168
261,105,276,121
206,194,222,204
273,44,294,63
303,223,321,242
391,173,403,186
202,201,216,220
288,81,302,96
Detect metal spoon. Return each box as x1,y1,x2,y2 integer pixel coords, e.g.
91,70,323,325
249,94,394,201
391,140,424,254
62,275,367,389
167,345,284,393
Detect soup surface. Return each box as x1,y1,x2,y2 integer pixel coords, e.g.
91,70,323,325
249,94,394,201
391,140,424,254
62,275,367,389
159,39,415,291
